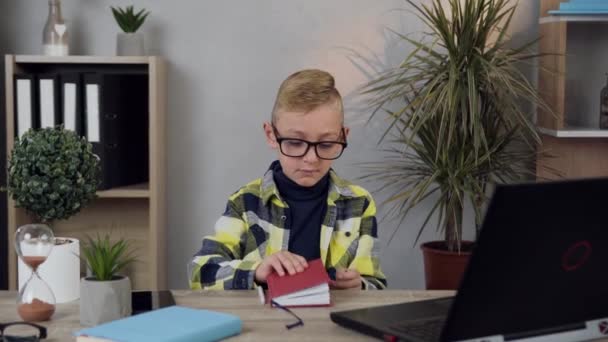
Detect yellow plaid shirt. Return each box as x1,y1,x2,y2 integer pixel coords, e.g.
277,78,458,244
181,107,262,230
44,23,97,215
188,166,387,290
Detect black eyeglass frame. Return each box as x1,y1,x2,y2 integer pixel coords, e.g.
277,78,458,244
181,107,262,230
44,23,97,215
271,300,304,329
0,322,47,340
272,124,348,160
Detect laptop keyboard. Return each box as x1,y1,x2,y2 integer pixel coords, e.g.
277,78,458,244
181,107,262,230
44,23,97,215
389,318,445,341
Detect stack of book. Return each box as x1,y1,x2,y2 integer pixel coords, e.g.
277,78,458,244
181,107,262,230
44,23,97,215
549,0,608,15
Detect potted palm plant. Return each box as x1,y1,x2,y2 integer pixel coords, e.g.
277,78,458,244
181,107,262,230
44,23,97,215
80,233,136,326
6,127,99,302
111,5,150,56
361,0,552,289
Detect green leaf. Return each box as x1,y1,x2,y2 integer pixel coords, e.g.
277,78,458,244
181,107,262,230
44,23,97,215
110,5,150,33
359,0,556,251
79,233,137,281
5,127,99,223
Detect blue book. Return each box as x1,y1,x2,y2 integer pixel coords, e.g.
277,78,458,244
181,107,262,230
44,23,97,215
568,0,608,3
560,4,608,10
74,306,242,342
549,0,608,14
548,10,608,14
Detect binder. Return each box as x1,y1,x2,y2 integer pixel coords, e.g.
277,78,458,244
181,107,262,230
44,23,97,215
83,72,149,190
60,73,84,136
13,74,38,138
38,73,61,129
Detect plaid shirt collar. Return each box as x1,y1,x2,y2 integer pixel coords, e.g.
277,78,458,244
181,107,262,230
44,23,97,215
260,162,355,205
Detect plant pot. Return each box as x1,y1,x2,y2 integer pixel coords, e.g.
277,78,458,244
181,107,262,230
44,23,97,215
80,275,132,326
18,237,80,303
421,241,474,290
116,32,145,56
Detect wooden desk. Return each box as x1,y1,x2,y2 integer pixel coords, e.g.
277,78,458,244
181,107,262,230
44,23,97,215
0,290,453,341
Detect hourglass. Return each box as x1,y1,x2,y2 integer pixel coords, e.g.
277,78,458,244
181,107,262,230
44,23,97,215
14,224,56,321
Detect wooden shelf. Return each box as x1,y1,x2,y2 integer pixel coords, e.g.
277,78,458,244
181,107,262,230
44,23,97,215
14,55,154,64
538,126,608,138
4,54,167,291
96,183,150,198
537,0,608,181
540,15,608,24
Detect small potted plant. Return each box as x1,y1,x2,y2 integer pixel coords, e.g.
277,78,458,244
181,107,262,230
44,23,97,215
111,5,150,56
79,233,136,326
5,126,99,302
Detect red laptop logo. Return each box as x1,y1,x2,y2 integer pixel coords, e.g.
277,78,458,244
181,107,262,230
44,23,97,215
599,321,608,335
561,241,592,272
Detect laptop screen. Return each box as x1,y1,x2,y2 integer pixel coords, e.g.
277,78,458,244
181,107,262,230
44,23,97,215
442,179,608,340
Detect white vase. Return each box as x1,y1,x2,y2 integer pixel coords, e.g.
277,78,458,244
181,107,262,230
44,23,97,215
116,32,145,56
18,237,80,303
42,0,69,56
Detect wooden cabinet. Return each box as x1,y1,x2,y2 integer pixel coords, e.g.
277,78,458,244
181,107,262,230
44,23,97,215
4,55,167,290
537,1,608,179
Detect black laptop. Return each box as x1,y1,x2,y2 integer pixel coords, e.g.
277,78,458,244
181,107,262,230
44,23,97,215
331,178,608,341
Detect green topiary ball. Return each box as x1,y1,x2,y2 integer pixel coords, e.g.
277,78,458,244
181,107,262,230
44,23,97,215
7,127,100,222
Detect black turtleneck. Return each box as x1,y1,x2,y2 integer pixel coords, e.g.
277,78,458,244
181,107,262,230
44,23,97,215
272,161,329,261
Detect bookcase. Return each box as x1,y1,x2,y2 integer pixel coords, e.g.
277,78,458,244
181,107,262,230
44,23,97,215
4,55,167,290
537,0,608,179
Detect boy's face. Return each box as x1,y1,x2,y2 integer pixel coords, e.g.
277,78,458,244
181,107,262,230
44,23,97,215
264,103,349,187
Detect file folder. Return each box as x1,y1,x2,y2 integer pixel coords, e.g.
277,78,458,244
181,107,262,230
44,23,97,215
38,74,61,129
60,73,83,136
13,74,38,138
83,72,149,190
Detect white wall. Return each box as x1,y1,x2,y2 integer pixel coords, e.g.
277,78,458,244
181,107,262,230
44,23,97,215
0,0,8,290
1,0,539,289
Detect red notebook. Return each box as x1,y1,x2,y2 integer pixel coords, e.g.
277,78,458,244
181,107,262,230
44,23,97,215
266,258,331,307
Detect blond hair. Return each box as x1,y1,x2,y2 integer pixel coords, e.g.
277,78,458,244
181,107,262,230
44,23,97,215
271,69,344,123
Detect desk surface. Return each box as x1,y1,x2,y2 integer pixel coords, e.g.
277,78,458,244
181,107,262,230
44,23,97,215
0,289,453,341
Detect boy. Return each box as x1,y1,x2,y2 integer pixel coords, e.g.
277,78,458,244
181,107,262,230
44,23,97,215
189,69,386,290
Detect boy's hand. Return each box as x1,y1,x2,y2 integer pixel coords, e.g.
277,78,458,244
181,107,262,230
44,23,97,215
254,251,308,283
330,269,362,290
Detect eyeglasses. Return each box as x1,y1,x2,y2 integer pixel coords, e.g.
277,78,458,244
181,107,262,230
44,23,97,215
0,322,47,342
272,125,347,160
271,300,304,329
